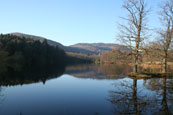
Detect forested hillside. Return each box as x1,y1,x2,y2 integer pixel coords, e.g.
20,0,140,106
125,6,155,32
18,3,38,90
0,34,66,72
0,34,94,73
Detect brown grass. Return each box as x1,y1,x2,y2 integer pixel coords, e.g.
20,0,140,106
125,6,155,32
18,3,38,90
128,72,173,79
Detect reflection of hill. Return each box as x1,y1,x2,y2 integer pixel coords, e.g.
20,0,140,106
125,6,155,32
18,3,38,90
0,67,65,86
65,64,133,79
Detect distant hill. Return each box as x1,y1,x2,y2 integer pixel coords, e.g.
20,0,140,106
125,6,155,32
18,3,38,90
70,43,129,54
9,32,129,55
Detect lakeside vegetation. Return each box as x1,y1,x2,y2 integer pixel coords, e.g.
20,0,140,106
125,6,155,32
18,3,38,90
0,34,66,71
0,34,94,73
0,34,95,85
65,52,94,65
95,0,173,78
115,0,173,75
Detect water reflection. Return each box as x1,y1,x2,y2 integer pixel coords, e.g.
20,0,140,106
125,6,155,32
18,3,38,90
161,78,171,115
0,87,5,104
108,77,173,114
144,77,173,114
0,64,172,115
0,66,65,86
0,63,133,86
65,64,133,79
109,79,143,114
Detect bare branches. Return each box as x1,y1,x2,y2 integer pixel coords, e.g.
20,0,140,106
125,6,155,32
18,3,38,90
154,0,173,72
118,0,149,72
158,0,173,52
118,0,149,48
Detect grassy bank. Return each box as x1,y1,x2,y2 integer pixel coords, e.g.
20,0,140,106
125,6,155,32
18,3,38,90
128,72,173,79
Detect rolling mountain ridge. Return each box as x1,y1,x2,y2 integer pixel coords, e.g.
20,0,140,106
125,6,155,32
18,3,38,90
9,32,128,55
70,43,129,54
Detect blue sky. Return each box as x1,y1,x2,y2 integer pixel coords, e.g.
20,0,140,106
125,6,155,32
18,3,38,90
0,0,162,46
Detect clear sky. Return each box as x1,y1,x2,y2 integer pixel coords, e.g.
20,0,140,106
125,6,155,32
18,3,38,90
0,0,163,46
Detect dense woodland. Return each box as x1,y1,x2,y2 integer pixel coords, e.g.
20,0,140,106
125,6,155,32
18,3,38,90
0,34,93,75
0,34,66,72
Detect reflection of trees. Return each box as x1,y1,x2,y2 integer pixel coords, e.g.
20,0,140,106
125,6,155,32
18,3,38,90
100,64,132,76
65,64,133,79
0,66,65,86
143,78,173,115
160,78,170,115
108,77,173,114
0,87,5,109
108,79,148,114
132,79,138,114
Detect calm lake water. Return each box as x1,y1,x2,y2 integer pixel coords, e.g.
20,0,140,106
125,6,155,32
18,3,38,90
0,64,172,115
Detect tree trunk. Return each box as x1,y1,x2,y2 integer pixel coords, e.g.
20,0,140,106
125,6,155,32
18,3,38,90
163,53,168,73
133,54,138,73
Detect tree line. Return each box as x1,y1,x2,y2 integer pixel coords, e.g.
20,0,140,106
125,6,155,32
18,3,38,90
0,34,66,71
0,34,93,75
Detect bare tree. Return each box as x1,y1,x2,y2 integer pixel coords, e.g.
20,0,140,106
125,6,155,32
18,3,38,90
118,0,149,73
157,0,173,73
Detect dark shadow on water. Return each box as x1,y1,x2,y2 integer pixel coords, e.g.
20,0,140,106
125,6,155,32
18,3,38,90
0,65,65,86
